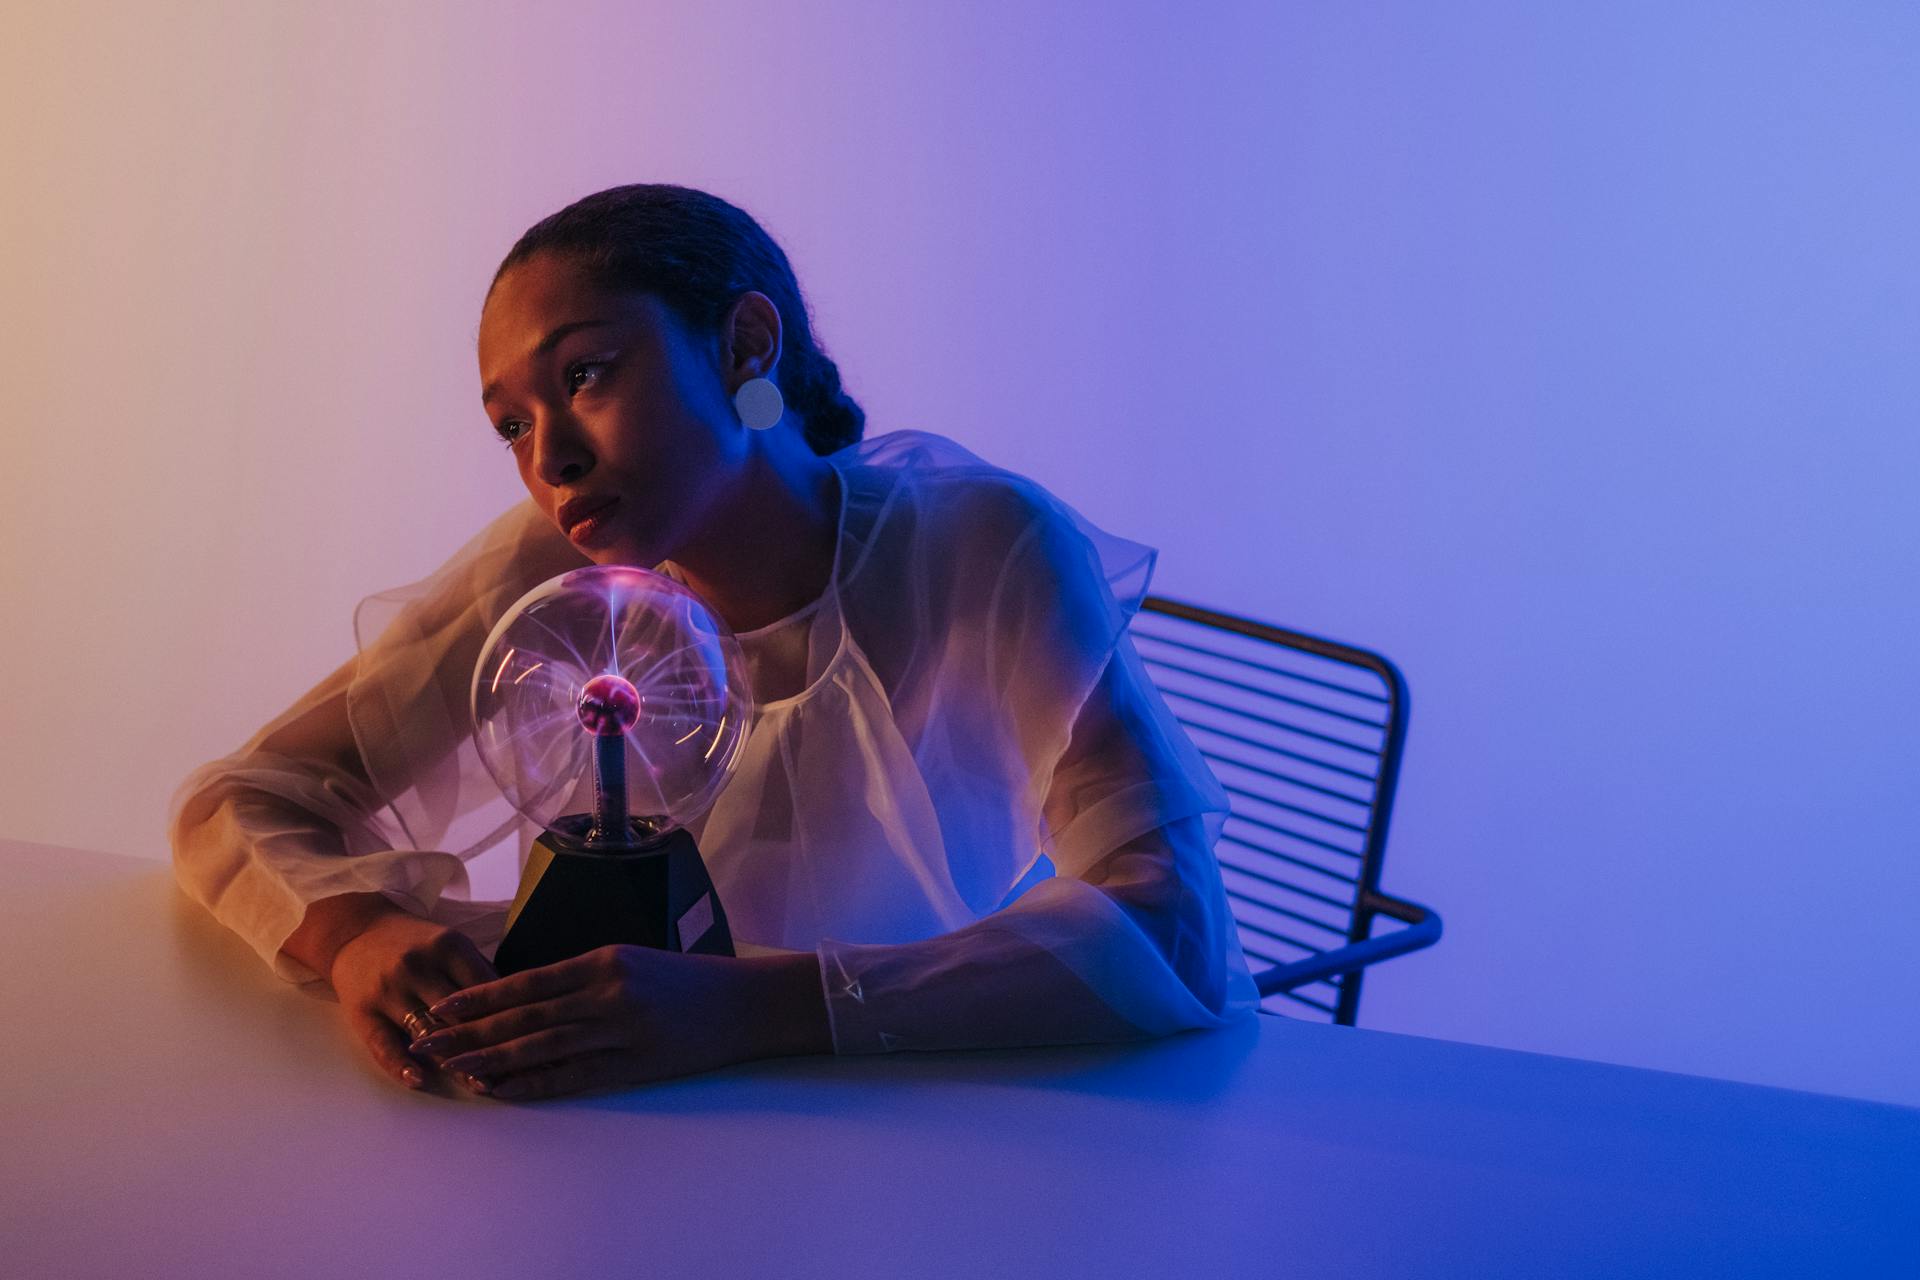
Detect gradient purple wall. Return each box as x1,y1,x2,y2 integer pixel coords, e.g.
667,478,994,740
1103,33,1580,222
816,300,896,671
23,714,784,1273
4,2,1913,1106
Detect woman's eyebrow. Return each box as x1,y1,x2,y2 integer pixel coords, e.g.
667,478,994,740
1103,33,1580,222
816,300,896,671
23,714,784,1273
483,318,616,404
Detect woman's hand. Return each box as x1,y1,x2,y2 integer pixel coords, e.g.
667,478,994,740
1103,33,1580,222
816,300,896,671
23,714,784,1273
318,904,499,1092
406,946,832,1101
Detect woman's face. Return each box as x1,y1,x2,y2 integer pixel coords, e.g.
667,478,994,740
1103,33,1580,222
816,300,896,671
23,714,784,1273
478,252,748,567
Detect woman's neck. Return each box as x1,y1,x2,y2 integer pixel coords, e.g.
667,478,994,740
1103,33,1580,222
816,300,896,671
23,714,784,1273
670,436,840,635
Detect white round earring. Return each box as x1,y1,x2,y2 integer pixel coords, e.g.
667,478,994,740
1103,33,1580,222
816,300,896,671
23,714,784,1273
734,376,784,431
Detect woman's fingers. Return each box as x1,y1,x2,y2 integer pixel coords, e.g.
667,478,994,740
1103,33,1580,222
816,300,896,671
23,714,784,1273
439,1021,626,1080
323,913,513,1093
426,947,610,1023
440,932,498,991
387,979,461,1051
394,930,495,1007
488,1051,637,1102
389,932,496,1028
347,1005,427,1090
409,990,604,1061
383,945,495,1081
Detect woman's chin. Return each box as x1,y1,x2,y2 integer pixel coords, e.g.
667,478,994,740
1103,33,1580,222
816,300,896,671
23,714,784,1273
563,507,664,568
584,545,633,568
589,536,659,569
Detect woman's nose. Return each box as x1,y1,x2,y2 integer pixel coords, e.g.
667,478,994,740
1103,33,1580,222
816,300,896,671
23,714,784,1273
532,411,594,486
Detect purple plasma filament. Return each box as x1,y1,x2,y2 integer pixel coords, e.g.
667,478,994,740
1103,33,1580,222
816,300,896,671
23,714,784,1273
577,673,641,737
578,674,639,845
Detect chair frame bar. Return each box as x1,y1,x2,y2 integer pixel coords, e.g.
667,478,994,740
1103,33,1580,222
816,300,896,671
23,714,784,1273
1137,595,1443,1025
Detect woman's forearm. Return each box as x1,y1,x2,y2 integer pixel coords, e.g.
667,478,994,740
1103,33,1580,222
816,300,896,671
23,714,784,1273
815,818,1258,1055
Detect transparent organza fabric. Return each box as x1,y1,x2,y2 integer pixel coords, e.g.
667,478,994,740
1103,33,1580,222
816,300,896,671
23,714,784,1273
168,429,1259,1052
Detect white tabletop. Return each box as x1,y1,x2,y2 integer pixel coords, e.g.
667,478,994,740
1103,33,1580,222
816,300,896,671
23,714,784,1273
2,837,1913,1278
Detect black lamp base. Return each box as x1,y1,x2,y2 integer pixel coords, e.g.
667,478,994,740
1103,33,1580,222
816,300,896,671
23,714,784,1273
493,822,734,976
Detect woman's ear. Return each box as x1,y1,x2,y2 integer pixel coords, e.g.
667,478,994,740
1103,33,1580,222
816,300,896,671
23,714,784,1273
722,291,785,384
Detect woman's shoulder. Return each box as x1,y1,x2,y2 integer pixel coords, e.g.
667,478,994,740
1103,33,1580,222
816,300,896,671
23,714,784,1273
833,429,1070,553
837,428,1159,622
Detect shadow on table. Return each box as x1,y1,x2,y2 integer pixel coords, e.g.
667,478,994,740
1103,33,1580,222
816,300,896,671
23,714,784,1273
590,1017,1267,1117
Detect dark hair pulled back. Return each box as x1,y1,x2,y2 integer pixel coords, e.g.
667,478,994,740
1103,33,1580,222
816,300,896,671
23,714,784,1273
490,183,864,457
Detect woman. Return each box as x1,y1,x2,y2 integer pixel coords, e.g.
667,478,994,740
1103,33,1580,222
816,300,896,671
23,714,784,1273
169,183,1257,1101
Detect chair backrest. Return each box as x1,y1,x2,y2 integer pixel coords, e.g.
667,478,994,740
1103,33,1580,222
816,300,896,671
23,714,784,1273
1128,596,1412,1025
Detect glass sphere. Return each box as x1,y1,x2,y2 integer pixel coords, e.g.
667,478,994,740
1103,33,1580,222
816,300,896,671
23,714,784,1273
471,565,753,838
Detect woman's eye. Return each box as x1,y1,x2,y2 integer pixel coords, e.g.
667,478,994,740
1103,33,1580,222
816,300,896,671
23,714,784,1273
491,356,613,448
567,359,611,394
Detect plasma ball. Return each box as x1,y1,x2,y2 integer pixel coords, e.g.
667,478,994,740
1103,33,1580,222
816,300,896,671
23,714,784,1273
577,673,641,737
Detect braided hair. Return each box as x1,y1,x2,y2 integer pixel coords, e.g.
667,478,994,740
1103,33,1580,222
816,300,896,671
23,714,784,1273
489,183,865,456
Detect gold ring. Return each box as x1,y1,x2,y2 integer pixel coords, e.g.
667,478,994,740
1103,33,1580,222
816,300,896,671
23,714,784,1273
400,1007,442,1041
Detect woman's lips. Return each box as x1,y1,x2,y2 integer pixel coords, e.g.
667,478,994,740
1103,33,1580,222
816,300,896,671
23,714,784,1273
566,498,621,547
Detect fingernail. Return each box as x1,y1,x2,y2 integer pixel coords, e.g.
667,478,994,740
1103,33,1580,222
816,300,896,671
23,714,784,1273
428,995,466,1019
461,1073,491,1094
401,1065,424,1088
411,1035,448,1056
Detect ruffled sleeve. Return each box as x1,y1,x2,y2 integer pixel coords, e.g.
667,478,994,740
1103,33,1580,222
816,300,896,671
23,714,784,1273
815,458,1259,1051
343,499,589,860
165,498,588,984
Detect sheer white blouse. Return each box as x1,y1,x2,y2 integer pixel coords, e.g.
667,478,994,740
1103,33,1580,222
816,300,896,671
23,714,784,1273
168,429,1259,1053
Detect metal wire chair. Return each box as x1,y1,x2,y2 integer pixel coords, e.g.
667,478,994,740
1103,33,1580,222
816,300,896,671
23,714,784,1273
1129,596,1441,1025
